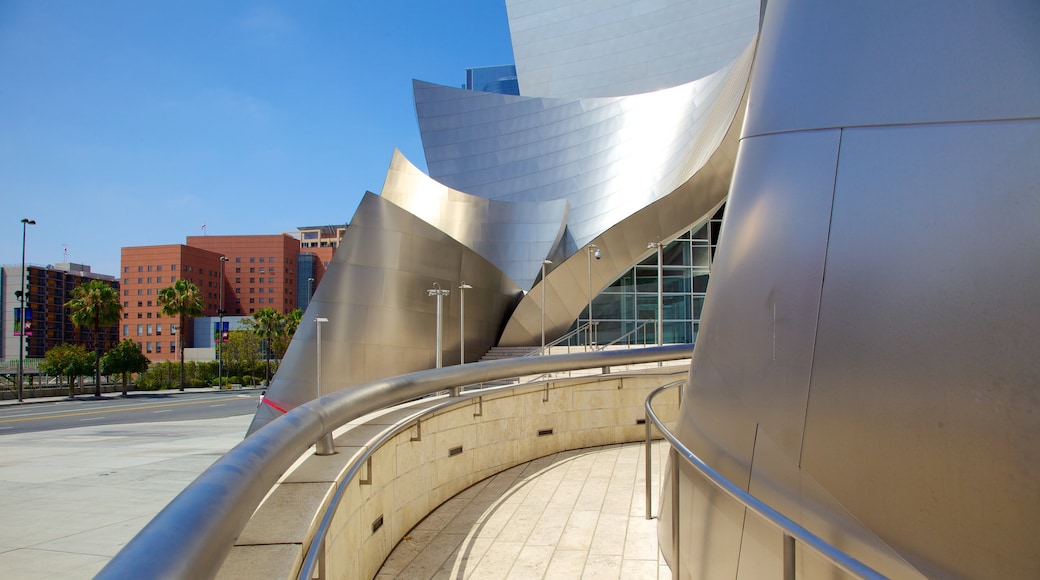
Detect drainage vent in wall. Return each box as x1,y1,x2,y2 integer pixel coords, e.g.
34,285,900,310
537,428,554,437
449,446,463,457
636,418,647,425
372,515,383,534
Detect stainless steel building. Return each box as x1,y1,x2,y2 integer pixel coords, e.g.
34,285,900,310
252,0,1040,577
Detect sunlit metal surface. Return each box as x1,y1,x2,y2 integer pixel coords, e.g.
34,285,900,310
247,192,523,434
380,149,568,290
415,38,755,256
98,345,693,580
663,0,1040,578
505,0,760,99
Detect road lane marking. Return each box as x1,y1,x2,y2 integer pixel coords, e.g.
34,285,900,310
153,410,172,414
80,417,103,422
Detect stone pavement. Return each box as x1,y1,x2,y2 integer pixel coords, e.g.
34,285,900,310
378,441,672,579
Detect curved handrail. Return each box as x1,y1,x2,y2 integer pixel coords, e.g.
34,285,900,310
96,344,693,580
644,384,887,580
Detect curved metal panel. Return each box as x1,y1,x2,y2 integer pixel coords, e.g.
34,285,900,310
380,149,569,291
248,192,523,435
666,0,1040,577
505,0,760,99
744,0,1040,137
414,38,755,255
497,82,748,346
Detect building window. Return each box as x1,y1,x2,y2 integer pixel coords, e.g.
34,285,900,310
259,267,265,274
156,277,162,283
249,268,255,273
249,278,255,283
138,278,143,284
147,324,153,336
123,302,128,307
147,265,153,272
235,288,241,293
170,341,176,353
147,300,152,307
171,276,177,282
156,343,162,354
147,289,152,295
172,264,177,271
123,266,129,273
156,324,162,336
147,312,152,318
137,301,143,307
268,277,274,284
138,289,143,295
250,257,255,263
137,325,143,336
145,342,152,354
269,257,274,262
124,290,129,296
147,277,152,284
123,325,128,337
235,267,241,273
236,257,241,263
138,266,143,272
157,265,162,272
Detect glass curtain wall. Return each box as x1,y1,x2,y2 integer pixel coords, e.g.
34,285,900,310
573,204,724,345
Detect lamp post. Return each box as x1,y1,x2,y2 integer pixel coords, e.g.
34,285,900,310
648,242,664,346
540,260,552,351
587,244,601,349
458,282,472,364
217,256,228,388
426,283,450,368
306,277,314,311
17,218,36,402
314,316,334,455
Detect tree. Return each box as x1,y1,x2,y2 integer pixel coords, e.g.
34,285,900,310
247,308,280,382
158,279,205,391
222,330,262,381
101,339,151,396
40,344,94,399
66,279,121,398
276,308,303,358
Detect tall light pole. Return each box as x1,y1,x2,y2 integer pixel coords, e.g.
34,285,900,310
587,244,601,349
217,256,228,388
426,283,450,368
17,218,36,402
540,260,552,351
458,282,472,364
314,316,334,455
648,242,664,346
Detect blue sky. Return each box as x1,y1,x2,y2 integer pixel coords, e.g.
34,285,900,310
0,1,514,275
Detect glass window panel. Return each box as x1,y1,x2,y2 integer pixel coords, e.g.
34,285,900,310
662,241,688,266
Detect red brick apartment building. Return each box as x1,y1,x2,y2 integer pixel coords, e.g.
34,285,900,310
121,234,300,361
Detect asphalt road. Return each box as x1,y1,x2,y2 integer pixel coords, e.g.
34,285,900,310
0,390,262,435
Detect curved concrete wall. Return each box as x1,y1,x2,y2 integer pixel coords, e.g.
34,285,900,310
662,0,1040,577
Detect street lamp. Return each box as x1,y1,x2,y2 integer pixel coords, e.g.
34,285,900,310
458,282,472,364
17,218,36,402
426,283,450,368
306,277,314,310
314,316,334,455
587,244,601,349
648,242,664,346
541,260,552,351
217,256,228,388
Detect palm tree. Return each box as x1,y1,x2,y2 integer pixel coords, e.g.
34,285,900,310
158,279,205,391
249,307,281,384
66,279,121,398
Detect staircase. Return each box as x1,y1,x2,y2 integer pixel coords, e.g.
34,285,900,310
478,346,539,362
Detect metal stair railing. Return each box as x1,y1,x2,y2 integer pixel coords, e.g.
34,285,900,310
644,382,887,580
96,344,693,580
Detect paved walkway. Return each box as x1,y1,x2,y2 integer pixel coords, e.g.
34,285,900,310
0,412,252,579
0,391,673,579
378,441,672,579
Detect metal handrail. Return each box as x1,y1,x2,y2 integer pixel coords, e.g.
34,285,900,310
96,344,693,580
525,321,595,356
603,318,656,349
644,383,887,580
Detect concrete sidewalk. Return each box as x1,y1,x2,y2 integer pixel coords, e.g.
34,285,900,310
0,414,252,579
0,385,261,408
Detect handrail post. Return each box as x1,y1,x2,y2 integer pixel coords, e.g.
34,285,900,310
645,409,653,519
784,533,796,580
671,446,680,580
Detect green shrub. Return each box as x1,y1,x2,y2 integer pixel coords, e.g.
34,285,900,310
229,375,241,385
